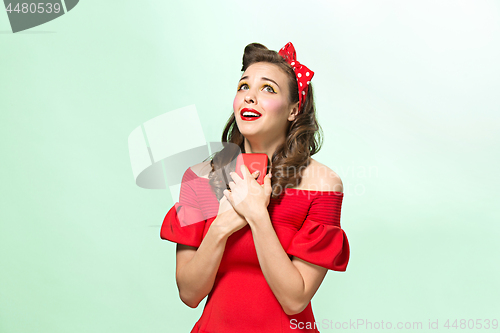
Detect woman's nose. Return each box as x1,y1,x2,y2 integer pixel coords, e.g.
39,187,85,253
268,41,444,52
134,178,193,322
243,87,257,103
244,93,255,104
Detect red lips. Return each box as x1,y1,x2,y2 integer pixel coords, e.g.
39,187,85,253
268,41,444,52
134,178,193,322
240,108,262,121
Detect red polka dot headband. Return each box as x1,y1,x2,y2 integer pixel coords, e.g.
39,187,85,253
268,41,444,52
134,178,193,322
278,42,314,113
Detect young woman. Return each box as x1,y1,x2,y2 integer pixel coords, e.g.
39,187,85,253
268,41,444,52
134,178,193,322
161,42,350,333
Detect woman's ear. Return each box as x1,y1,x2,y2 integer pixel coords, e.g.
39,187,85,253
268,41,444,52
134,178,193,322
287,101,300,121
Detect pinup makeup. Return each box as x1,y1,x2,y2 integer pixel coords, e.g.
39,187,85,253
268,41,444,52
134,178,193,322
240,108,262,121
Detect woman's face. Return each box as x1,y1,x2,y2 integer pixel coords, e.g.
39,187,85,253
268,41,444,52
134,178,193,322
233,62,299,141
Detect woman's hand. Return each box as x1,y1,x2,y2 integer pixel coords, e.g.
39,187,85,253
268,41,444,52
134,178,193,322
212,170,261,237
223,165,273,224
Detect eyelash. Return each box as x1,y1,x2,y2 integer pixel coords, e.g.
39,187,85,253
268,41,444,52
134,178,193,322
238,82,276,94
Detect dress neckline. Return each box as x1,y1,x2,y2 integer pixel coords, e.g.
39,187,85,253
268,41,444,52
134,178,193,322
187,167,343,196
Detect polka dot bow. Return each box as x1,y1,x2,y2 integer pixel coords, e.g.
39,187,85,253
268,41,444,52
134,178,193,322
278,42,314,113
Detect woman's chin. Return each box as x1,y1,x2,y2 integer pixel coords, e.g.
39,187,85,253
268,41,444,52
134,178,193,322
237,122,257,132
239,128,262,137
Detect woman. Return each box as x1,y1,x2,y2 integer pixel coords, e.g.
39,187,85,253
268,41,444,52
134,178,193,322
160,42,350,333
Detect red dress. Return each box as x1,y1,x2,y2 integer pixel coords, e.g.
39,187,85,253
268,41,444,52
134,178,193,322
160,167,350,333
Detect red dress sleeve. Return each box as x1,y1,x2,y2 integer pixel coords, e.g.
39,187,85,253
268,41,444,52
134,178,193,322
160,168,206,247
286,192,350,271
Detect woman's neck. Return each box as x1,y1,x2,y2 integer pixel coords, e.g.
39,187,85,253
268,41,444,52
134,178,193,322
243,137,284,164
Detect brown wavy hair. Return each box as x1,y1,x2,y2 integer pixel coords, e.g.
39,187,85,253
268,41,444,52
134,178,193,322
205,42,323,200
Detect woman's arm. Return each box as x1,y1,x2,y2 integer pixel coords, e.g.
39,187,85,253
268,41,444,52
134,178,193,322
175,169,261,308
247,213,328,315
246,169,344,315
223,164,343,314
175,220,229,308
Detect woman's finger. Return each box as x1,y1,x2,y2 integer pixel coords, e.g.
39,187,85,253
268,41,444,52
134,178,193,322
223,189,233,203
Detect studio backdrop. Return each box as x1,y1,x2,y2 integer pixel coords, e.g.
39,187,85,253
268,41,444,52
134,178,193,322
1,1,499,332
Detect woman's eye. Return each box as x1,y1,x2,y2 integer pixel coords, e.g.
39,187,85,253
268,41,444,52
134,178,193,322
238,83,249,90
263,85,275,93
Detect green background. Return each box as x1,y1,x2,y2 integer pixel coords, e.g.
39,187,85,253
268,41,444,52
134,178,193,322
1,1,499,332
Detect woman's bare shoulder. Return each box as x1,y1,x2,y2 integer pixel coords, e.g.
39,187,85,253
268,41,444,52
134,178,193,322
299,158,343,192
189,160,211,179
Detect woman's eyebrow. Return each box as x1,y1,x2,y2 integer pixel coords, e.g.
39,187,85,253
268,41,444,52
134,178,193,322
262,77,280,88
239,76,280,88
